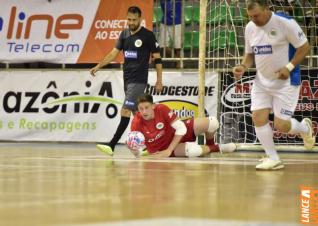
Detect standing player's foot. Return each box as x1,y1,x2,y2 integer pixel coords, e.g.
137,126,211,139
140,149,149,157
256,157,284,170
219,143,236,153
300,118,315,150
96,144,113,156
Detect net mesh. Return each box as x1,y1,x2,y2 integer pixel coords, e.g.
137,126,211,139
205,0,317,147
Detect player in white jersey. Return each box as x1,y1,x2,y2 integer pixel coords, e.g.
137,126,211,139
233,0,315,170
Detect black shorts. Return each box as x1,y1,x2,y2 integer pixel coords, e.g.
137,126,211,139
123,83,147,111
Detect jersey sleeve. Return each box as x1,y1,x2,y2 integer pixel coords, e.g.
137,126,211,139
148,32,160,53
284,19,308,48
115,30,124,50
244,23,253,54
131,115,141,131
159,104,177,124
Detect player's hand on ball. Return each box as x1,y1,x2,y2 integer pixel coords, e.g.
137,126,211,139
233,65,245,80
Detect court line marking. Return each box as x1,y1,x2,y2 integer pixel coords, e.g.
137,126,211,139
3,155,317,165
60,217,301,226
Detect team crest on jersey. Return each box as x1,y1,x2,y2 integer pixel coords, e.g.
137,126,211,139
135,39,142,47
268,29,277,39
156,122,164,130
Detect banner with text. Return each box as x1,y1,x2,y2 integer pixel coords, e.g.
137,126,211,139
0,70,218,142
0,0,152,63
219,69,318,145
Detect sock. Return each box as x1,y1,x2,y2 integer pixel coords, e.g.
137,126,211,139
205,138,215,145
255,123,280,161
289,118,309,134
207,144,220,152
108,116,130,151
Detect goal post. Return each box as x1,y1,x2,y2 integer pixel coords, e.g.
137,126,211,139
203,0,318,151
198,0,207,118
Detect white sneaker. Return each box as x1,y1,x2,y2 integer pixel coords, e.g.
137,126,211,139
256,157,284,170
300,118,315,150
219,143,236,153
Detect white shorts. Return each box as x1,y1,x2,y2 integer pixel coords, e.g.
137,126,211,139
251,82,300,120
159,24,181,49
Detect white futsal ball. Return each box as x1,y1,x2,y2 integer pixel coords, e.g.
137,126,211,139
127,131,146,151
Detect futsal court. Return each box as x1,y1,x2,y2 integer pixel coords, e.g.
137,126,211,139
0,142,317,226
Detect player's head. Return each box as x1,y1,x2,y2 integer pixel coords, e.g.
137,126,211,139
246,0,271,27
137,93,155,121
127,6,142,32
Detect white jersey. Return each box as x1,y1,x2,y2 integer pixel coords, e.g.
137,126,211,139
245,13,307,89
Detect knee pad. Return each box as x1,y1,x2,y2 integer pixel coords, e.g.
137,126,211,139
185,142,203,157
208,116,219,133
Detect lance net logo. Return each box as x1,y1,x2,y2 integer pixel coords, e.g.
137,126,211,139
300,186,318,225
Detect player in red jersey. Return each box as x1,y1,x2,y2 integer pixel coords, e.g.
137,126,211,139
130,94,236,158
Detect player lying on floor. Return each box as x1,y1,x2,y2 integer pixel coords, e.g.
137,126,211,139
128,93,236,158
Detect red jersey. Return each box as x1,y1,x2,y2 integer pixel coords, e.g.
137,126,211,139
131,104,177,153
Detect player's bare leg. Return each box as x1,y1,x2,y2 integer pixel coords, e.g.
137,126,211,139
275,116,315,150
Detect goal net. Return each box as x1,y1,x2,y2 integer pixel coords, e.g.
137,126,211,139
204,0,317,151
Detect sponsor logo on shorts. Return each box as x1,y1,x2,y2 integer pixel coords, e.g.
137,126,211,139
280,108,293,116
124,100,135,106
252,45,273,55
124,51,137,59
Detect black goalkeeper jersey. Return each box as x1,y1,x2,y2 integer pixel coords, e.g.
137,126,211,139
115,27,160,84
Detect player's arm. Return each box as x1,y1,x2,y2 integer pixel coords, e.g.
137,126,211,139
276,18,310,80
289,41,310,69
166,119,185,151
90,48,120,76
232,53,254,80
277,41,310,80
153,118,186,158
152,52,163,93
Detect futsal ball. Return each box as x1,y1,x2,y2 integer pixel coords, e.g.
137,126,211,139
127,131,146,150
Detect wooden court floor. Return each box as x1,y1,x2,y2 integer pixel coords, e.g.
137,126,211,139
0,142,317,226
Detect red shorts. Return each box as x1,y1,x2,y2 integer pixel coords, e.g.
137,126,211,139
170,119,196,157
180,118,196,143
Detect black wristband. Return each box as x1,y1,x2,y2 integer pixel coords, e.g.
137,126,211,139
154,58,162,65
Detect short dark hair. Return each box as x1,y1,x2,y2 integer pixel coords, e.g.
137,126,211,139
246,0,269,10
127,6,142,17
137,93,153,105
